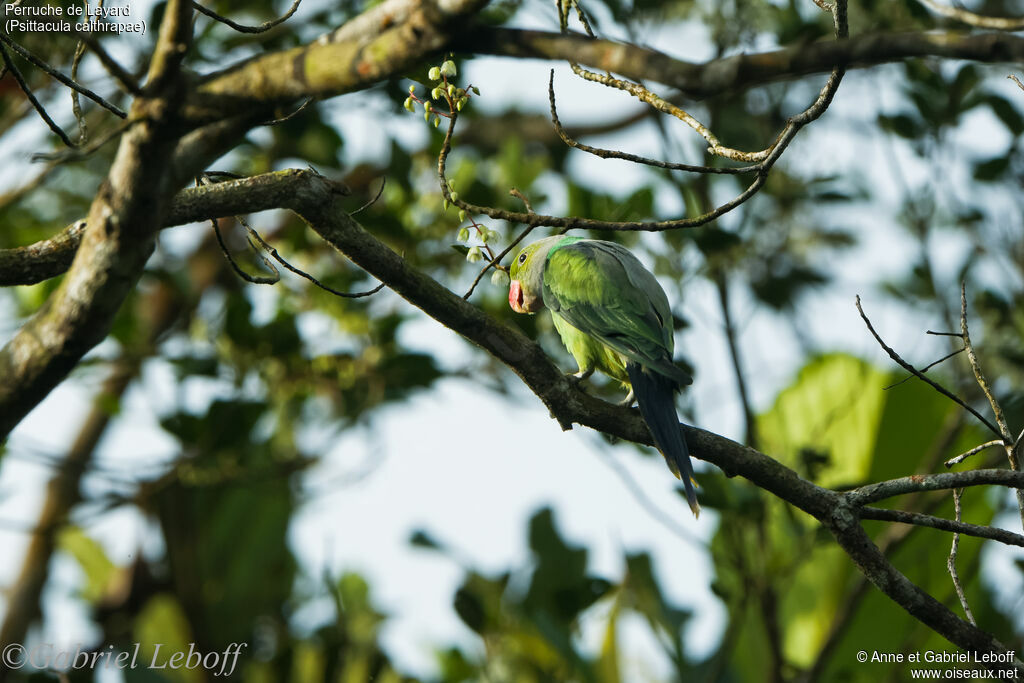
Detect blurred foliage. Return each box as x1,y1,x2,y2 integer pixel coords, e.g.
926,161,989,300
1,0,1023,681
707,354,1014,681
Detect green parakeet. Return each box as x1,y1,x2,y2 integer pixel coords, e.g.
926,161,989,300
508,236,700,517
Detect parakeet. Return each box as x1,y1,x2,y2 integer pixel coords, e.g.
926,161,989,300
508,236,700,517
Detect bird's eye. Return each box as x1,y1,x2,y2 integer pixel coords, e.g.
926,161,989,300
518,253,527,264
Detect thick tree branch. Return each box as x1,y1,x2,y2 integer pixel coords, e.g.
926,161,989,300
455,28,1024,100
1,221,87,287
825,501,1016,668
0,0,195,441
0,170,349,287
185,0,487,122
170,3,1024,125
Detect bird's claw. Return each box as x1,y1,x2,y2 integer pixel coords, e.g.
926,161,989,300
567,368,593,387
617,389,636,408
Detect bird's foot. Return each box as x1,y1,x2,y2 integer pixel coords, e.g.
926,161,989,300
617,389,636,407
567,368,594,387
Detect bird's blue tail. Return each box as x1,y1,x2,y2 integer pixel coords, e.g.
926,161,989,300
626,362,700,518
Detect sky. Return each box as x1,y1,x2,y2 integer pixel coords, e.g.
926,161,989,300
1,0,1023,680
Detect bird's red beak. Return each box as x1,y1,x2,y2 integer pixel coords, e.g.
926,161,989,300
509,280,525,313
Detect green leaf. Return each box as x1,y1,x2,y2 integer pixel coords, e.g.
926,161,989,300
454,587,486,634
878,113,921,139
58,527,117,604
134,595,196,681
988,95,1024,135
974,155,1010,182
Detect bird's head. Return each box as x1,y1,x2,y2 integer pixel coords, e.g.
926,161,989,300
508,239,554,313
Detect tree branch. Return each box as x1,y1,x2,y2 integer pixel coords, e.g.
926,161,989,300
185,0,488,122
825,500,1016,668
455,28,1024,100
0,0,195,441
947,488,977,625
168,2,1024,125
960,283,1024,526
849,469,1024,506
860,505,1024,547
856,295,1003,438
914,0,1024,31
0,169,349,287
192,0,303,34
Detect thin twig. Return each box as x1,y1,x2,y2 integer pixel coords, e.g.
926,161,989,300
438,104,769,232
349,176,386,216
70,40,88,144
715,271,759,449
1011,75,1024,92
211,217,281,284
242,219,386,298
856,295,1002,438
509,187,534,214
860,503,1024,548
0,32,127,119
436,0,847,233
883,346,965,390
945,440,1004,468
197,172,384,297
261,97,314,125
0,42,76,147
960,282,1024,526
548,71,754,175
557,0,846,165
915,0,1024,30
31,116,137,163
192,0,302,33
947,489,976,624
73,32,141,95
960,283,1011,440
564,0,598,39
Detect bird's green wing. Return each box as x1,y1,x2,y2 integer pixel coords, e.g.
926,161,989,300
541,240,692,386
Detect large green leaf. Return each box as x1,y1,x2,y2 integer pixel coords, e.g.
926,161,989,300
712,353,1007,680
